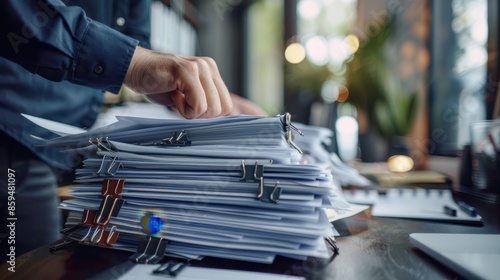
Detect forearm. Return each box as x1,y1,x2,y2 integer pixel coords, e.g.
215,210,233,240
0,0,138,92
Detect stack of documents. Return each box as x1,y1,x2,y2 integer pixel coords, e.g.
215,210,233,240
30,113,352,263
293,123,370,187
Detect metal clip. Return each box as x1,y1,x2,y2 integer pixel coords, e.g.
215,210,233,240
161,130,191,146
283,112,304,136
95,155,122,176
269,181,282,203
141,130,191,146
258,181,282,203
90,225,119,245
50,239,77,252
325,236,339,255
153,260,189,277
66,210,95,242
101,179,125,197
106,226,118,245
240,160,263,182
89,137,116,152
129,236,169,264
280,113,304,154
94,195,124,226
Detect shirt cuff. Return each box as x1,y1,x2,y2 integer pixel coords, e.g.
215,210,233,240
71,19,138,93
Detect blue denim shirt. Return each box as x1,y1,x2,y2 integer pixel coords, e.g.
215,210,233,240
0,0,151,169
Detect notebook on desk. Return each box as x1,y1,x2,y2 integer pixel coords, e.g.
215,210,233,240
372,189,483,224
410,233,500,280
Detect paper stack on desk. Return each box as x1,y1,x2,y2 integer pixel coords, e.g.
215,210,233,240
28,113,356,264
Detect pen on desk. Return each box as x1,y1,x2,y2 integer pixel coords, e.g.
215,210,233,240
443,205,457,217
457,201,477,217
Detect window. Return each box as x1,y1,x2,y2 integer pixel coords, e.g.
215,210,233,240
428,0,497,156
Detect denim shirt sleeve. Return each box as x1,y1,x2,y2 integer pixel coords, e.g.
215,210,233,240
0,0,138,93
121,0,152,49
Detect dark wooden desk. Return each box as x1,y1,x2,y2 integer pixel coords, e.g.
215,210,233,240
2,194,499,280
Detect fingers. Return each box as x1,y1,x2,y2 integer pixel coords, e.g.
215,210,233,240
196,58,233,118
175,57,232,119
125,47,233,119
227,93,267,116
184,58,220,118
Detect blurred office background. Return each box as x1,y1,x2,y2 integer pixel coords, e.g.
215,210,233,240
115,0,500,168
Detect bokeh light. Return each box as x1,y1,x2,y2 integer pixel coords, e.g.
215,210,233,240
344,34,360,54
387,155,414,173
305,35,329,66
285,42,306,64
321,80,339,103
297,0,321,20
336,85,349,102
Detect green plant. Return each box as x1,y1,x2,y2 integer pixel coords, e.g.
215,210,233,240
345,18,418,139
374,66,418,137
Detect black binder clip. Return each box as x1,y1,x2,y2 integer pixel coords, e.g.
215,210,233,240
240,161,282,203
325,236,339,255
50,238,77,252
240,160,264,182
240,160,265,200
129,236,169,264
153,260,189,277
260,181,282,203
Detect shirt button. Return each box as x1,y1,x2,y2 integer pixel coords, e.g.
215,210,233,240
116,17,125,26
94,66,103,74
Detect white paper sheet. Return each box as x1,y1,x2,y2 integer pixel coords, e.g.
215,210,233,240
118,264,305,280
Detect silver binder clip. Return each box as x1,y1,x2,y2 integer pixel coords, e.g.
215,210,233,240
141,130,191,146
89,137,116,152
105,156,123,176
283,112,304,136
280,113,304,154
269,181,282,203
162,130,190,146
95,155,123,176
90,138,122,176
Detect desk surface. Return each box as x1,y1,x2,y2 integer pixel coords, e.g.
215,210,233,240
2,194,499,280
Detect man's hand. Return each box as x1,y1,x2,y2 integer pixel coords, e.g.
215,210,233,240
124,46,233,119
227,93,267,116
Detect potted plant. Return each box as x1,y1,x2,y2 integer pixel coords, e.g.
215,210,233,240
344,18,418,160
